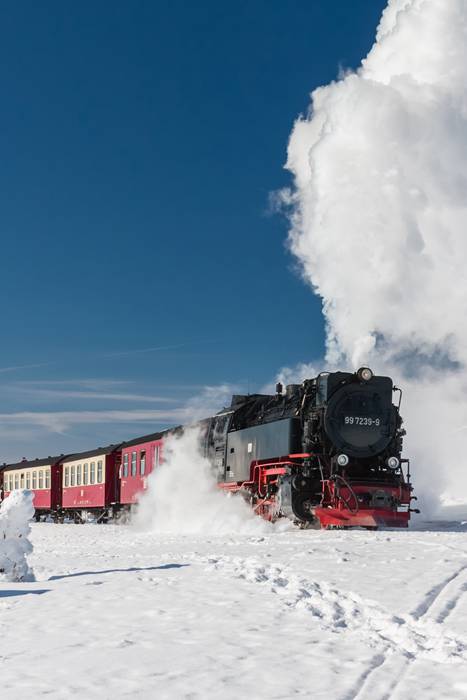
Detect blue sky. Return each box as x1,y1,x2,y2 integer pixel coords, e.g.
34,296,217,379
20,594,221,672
1,0,387,461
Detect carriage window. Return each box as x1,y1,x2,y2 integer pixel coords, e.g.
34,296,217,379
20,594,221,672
77,464,82,486
26,472,31,490
131,451,137,476
64,467,69,487
32,472,37,489
154,445,160,468
70,465,75,486
14,474,19,490
45,469,50,489
38,471,44,489
20,473,25,488
97,460,103,483
123,453,129,477
83,463,88,485
90,462,95,484
10,475,14,491
140,451,146,475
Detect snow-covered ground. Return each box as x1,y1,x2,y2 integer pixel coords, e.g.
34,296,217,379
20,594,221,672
1,520,467,699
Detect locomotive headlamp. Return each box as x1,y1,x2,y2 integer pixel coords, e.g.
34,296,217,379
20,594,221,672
357,367,373,382
387,456,400,469
337,453,349,467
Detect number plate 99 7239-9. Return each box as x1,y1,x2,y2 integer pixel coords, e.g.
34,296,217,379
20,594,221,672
344,416,381,426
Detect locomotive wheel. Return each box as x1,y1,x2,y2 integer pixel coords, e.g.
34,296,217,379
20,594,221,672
237,489,254,505
292,496,319,524
296,518,321,530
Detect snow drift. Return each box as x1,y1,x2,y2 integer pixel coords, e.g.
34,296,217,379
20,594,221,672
134,427,278,535
282,0,467,509
0,490,35,582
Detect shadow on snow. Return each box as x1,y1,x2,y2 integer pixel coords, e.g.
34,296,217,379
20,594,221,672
48,563,190,581
0,589,49,598
409,520,467,533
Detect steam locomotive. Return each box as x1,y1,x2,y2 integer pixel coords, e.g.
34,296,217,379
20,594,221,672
205,367,416,528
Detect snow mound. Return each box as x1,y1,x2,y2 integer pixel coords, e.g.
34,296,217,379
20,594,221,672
134,427,291,536
0,490,35,582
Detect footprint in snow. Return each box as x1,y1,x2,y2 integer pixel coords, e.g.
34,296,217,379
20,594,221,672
117,639,134,648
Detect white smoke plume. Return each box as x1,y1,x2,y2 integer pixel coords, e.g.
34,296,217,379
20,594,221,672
134,427,281,535
283,0,467,511
183,384,238,423
276,362,320,388
0,490,35,582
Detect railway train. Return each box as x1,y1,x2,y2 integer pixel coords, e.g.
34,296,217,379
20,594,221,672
0,367,417,529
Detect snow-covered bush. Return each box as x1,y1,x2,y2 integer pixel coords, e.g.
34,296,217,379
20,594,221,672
0,490,35,582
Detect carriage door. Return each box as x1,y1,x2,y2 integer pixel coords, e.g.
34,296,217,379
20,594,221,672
154,445,160,470
207,412,233,482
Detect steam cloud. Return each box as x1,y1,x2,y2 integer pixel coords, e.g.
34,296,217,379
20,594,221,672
134,427,281,535
283,0,467,510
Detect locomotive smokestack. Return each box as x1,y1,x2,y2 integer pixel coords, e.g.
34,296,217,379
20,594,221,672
275,382,283,396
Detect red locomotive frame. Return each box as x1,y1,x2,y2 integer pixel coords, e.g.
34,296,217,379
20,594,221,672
219,454,412,528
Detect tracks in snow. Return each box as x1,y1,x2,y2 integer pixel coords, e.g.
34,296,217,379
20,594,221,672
343,652,409,700
346,562,467,700
410,563,467,624
204,555,467,659
204,554,467,700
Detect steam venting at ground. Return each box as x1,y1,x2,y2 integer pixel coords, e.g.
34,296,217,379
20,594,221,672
283,0,467,510
134,427,282,535
0,490,35,582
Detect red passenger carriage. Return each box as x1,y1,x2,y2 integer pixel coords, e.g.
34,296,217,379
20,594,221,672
119,431,163,507
61,444,121,522
2,456,63,519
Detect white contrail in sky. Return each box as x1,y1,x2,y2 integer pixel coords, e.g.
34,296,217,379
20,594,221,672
105,339,217,357
0,363,50,374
